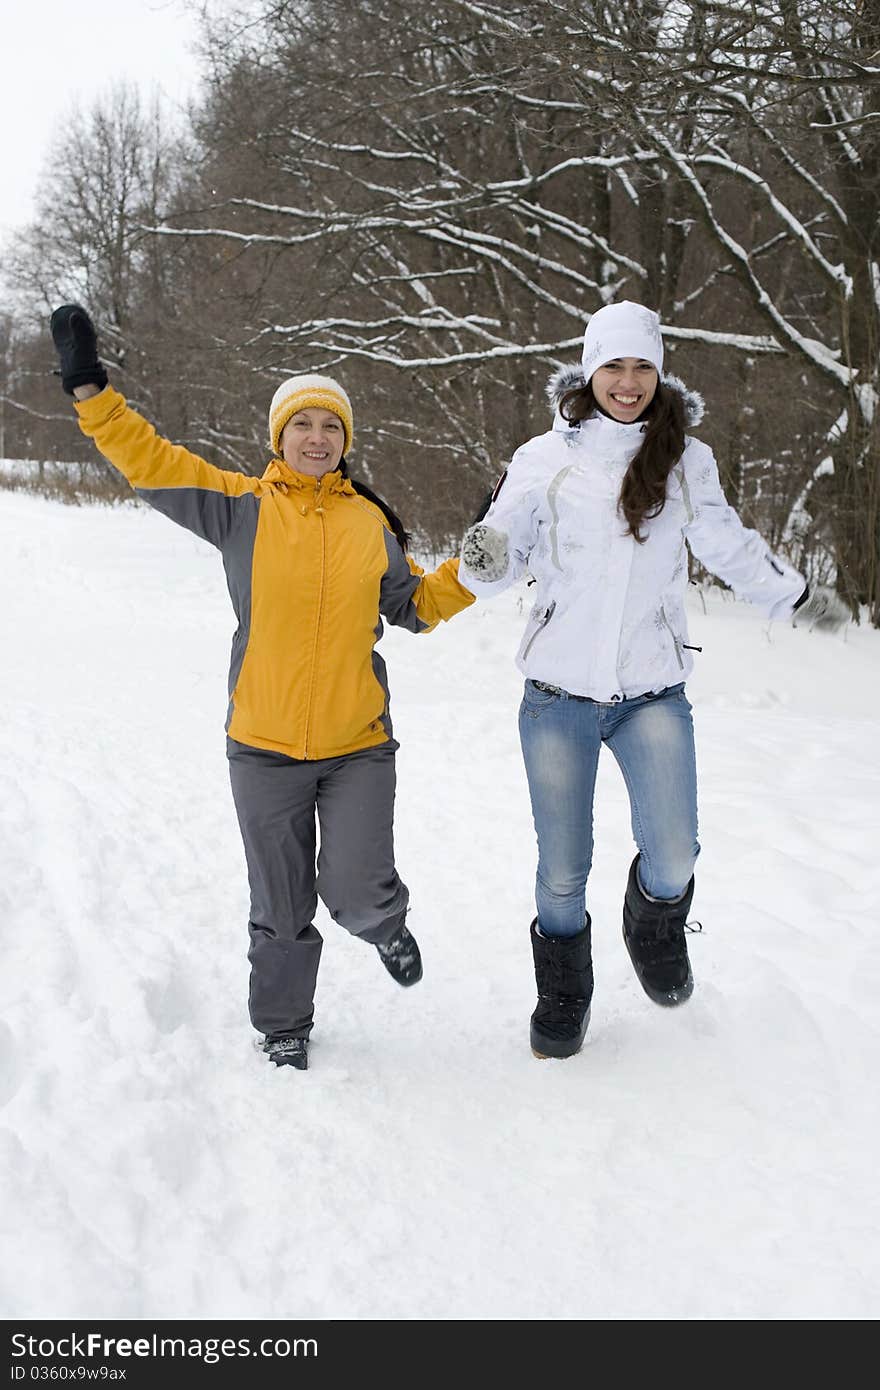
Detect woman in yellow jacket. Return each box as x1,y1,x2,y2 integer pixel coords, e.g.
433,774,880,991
50,304,475,1071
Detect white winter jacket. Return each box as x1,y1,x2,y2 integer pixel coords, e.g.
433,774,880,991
459,378,805,702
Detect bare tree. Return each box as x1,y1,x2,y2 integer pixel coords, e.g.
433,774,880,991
4,1,878,616
6,84,192,420
149,0,878,608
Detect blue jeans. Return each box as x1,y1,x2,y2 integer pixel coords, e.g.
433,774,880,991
518,681,700,936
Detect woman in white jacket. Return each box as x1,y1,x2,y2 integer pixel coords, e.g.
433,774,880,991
459,300,847,1060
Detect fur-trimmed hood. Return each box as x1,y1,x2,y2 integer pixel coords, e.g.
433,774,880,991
546,363,704,429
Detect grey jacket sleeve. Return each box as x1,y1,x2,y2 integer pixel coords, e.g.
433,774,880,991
378,530,432,632
75,386,260,550
378,530,475,632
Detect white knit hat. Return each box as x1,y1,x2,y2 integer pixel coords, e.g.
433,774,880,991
581,301,664,378
269,374,354,456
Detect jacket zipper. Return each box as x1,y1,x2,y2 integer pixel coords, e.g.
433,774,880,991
521,600,556,660
659,604,684,670
302,482,327,757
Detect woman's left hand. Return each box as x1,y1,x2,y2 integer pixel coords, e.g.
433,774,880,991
50,304,109,397
793,585,850,633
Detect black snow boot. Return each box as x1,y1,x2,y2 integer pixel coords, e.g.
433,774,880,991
262,1034,309,1070
622,855,695,1007
530,916,593,1059
376,922,423,987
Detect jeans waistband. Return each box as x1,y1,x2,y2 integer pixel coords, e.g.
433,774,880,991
531,679,671,703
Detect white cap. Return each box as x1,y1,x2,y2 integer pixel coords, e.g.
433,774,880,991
581,301,664,379
269,373,354,456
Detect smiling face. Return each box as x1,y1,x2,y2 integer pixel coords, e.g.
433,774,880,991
590,357,659,422
280,408,346,477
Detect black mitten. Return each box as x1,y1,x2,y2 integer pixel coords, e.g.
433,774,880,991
49,304,109,396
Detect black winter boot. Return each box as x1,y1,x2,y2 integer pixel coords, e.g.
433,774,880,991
622,856,694,1007
376,922,423,986
530,916,593,1059
261,1034,309,1070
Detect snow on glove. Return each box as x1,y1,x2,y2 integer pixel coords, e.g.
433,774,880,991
461,524,510,582
792,584,849,633
49,303,108,396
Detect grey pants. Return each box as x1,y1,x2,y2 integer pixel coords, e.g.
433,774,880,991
227,738,409,1038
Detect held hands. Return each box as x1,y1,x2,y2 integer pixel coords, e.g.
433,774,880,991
49,304,108,396
793,584,850,633
462,523,510,582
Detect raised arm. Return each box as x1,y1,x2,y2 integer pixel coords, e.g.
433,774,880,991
51,305,259,548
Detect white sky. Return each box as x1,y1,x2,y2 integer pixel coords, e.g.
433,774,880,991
2,0,205,235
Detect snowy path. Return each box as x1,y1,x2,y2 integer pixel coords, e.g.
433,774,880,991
1,491,878,1320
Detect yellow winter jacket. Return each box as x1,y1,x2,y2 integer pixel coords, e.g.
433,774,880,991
76,388,474,759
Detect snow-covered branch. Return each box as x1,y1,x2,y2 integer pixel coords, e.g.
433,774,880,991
695,150,852,295
641,119,856,393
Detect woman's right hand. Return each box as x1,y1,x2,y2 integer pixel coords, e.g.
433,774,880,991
461,523,510,582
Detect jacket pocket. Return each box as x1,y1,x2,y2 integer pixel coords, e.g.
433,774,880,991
520,600,556,661
658,604,684,670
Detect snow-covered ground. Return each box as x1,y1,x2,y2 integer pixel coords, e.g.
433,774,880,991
1,489,878,1320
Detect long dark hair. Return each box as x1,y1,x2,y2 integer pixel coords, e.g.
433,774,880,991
339,460,409,552
558,379,686,542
